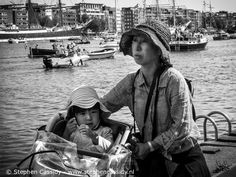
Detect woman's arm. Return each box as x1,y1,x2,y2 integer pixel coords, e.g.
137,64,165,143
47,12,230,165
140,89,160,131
101,74,134,113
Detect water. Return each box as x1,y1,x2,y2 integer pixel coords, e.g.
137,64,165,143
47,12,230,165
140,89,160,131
0,39,236,174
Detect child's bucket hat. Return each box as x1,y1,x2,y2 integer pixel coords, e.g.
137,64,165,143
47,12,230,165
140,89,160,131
66,86,110,119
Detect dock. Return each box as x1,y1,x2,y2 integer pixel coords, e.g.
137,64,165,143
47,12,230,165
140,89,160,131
196,111,236,176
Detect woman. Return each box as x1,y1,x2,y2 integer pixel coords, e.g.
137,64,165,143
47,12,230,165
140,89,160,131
102,20,210,177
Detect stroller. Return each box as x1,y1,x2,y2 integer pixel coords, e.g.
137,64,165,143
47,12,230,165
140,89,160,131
16,112,134,177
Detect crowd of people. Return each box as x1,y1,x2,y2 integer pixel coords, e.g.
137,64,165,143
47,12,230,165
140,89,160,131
52,42,88,57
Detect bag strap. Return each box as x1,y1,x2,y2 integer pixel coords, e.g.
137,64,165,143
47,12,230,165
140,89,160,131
132,67,166,139
131,69,140,134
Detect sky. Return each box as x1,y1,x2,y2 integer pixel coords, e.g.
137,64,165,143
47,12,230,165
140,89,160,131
1,0,236,12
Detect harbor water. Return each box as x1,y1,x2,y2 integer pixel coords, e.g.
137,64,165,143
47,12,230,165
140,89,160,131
0,39,236,175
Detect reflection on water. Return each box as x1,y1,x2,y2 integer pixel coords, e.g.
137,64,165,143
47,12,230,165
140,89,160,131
0,39,236,174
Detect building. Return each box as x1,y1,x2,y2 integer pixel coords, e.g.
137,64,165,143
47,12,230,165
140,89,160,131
116,8,122,33
0,9,13,26
121,7,134,31
15,9,28,28
62,8,77,26
120,3,204,33
75,3,104,22
103,6,116,32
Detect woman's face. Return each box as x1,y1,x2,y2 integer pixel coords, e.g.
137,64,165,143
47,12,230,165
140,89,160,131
75,107,100,129
131,35,161,67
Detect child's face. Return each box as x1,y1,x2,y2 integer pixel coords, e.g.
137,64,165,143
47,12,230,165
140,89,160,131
75,107,100,129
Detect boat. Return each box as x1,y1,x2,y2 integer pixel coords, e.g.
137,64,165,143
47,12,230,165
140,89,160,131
92,36,103,41
16,112,133,177
0,0,92,40
170,32,208,51
169,20,208,51
213,31,230,40
68,37,81,41
74,39,90,45
28,47,58,58
0,21,91,42
99,37,120,48
29,43,68,58
49,39,63,43
229,33,236,39
88,48,116,60
100,41,119,48
43,53,90,69
169,0,208,51
8,38,27,44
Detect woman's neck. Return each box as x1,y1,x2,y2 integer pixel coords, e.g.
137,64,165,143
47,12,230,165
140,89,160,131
141,64,160,87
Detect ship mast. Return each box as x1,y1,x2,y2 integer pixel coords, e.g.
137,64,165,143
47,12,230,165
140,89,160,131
28,0,32,28
58,0,63,26
115,0,117,32
156,0,161,21
203,0,207,28
208,1,214,28
143,0,146,21
172,0,176,27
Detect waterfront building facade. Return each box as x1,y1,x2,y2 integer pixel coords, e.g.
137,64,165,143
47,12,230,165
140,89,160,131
62,8,77,27
0,2,235,33
103,6,116,32
121,7,134,31
75,3,104,22
116,8,122,33
0,9,13,27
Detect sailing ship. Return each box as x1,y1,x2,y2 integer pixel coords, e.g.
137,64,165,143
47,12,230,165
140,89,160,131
0,0,90,40
169,25,208,51
169,0,208,51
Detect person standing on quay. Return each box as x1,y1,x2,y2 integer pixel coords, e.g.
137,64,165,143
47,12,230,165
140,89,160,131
101,20,211,177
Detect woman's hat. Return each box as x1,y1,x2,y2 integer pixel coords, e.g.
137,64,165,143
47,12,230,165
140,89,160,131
66,86,110,119
119,20,171,60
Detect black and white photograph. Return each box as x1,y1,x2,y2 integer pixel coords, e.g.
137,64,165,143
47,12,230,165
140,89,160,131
0,0,236,176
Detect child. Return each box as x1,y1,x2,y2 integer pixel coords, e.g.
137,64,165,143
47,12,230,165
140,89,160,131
63,86,113,153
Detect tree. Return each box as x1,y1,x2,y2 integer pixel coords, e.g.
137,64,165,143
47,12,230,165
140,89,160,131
214,18,227,30
166,16,188,26
100,19,106,31
81,14,89,23
86,18,106,33
167,17,174,26
38,16,53,27
52,16,59,26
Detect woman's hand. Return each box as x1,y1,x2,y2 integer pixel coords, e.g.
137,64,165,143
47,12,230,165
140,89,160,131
63,118,77,140
134,143,150,160
79,124,98,145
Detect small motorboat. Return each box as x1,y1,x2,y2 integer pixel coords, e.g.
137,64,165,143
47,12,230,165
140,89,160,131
74,39,90,45
43,53,90,69
8,38,27,44
99,37,120,49
49,39,63,43
100,40,119,48
213,31,230,40
88,48,116,60
68,37,81,41
29,47,58,58
16,112,133,177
